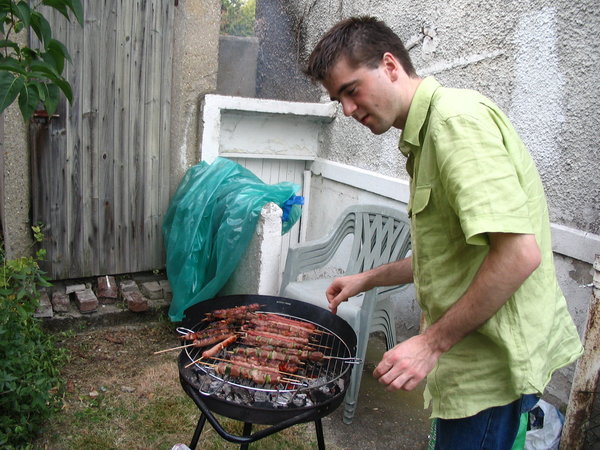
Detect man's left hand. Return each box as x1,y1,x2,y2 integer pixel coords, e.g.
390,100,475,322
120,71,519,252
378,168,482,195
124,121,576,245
372,334,441,391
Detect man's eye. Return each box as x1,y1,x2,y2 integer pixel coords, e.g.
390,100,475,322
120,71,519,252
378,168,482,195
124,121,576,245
348,88,356,96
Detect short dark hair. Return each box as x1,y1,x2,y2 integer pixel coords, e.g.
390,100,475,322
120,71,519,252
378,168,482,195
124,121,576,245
304,16,417,82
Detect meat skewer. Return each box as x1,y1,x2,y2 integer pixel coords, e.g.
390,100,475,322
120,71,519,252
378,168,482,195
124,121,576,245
239,333,314,351
204,303,262,320
248,317,319,337
201,334,237,359
179,320,236,340
155,332,234,354
215,362,282,385
227,354,301,374
241,328,311,345
228,346,304,365
257,313,317,332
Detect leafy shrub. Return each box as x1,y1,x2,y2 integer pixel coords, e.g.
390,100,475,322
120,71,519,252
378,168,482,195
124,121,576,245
0,232,67,448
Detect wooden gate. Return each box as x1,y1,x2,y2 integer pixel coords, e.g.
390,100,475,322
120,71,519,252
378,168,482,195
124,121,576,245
30,0,175,280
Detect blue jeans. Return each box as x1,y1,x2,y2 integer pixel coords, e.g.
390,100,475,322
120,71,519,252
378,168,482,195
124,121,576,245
433,394,539,450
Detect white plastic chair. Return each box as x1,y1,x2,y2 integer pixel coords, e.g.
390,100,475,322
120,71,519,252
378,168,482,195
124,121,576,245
280,204,411,424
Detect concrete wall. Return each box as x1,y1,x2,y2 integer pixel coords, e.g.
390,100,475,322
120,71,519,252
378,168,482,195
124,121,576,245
255,0,600,410
0,35,32,259
217,35,259,98
169,0,221,193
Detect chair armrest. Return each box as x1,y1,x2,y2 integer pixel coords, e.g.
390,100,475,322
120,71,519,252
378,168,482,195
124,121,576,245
281,219,354,289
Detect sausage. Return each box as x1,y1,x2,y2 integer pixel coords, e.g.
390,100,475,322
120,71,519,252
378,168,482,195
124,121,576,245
201,334,237,358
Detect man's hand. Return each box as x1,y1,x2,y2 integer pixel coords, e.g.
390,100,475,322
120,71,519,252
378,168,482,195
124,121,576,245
325,273,367,314
325,257,413,314
373,334,441,391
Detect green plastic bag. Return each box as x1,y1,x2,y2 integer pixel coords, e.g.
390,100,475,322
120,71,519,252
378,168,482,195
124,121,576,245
163,157,302,321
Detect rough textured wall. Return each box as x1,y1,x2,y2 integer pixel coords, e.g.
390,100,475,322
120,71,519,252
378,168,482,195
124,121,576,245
256,0,599,235
170,0,220,193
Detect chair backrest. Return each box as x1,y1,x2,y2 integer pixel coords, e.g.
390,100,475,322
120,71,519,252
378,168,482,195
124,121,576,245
342,205,411,275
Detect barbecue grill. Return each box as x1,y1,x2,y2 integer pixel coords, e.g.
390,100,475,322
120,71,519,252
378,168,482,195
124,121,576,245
178,294,358,449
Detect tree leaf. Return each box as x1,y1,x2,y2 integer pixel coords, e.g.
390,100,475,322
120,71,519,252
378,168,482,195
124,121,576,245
43,83,59,115
29,60,60,78
41,0,70,23
0,71,24,115
48,38,71,63
30,11,52,46
52,76,72,103
18,82,41,120
64,0,84,25
14,1,31,29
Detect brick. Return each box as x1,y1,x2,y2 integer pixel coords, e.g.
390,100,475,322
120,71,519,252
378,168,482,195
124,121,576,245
140,281,162,300
96,275,118,303
65,283,86,295
124,290,149,313
159,280,172,301
73,289,98,313
51,291,71,313
34,291,53,318
119,279,139,294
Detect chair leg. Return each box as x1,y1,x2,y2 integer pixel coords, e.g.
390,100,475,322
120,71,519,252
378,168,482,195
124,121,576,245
342,328,370,424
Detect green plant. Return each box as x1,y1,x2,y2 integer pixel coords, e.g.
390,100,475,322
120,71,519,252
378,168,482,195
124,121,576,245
0,0,83,120
220,0,255,36
0,227,68,448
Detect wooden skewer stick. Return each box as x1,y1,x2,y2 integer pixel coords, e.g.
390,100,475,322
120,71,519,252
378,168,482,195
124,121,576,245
153,342,197,354
185,357,204,369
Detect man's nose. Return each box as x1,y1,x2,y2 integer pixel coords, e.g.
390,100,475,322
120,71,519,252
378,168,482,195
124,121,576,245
340,98,357,117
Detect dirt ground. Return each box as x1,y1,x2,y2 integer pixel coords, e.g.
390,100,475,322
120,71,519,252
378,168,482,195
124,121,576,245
34,319,431,449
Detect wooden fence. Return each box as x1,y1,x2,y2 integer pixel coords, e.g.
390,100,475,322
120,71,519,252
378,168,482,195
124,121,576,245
30,0,175,279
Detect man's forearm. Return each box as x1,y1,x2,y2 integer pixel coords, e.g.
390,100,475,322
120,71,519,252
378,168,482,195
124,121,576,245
361,256,414,290
423,233,541,353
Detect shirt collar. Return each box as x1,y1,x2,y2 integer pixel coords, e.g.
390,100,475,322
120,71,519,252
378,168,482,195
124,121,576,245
399,76,441,156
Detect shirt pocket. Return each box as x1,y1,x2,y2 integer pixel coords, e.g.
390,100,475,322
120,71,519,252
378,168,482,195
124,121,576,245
408,185,431,218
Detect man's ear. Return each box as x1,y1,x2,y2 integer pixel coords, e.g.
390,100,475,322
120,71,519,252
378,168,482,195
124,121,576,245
382,52,400,82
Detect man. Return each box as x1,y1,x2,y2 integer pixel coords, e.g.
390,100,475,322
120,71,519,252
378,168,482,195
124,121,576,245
304,16,583,449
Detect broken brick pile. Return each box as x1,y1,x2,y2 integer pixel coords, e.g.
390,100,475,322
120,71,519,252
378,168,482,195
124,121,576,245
34,275,172,319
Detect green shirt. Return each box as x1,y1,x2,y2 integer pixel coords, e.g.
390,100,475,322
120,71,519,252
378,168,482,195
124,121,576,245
399,77,583,419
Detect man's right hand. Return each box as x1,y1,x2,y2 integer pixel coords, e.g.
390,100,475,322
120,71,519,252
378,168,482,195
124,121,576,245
325,273,368,314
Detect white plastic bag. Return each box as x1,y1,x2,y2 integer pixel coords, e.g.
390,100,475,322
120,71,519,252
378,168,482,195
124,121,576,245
525,399,564,450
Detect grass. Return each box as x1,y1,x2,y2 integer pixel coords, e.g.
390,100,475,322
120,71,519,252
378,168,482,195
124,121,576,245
32,319,322,449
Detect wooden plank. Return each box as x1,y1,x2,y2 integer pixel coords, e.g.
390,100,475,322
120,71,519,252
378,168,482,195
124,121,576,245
81,0,101,276
128,0,146,272
144,0,162,268
97,0,118,274
114,0,134,273
158,0,174,266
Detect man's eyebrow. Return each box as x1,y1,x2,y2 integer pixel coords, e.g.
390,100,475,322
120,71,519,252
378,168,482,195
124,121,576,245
330,81,356,102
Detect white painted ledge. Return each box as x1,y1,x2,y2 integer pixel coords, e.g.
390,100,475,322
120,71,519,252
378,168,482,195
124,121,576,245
310,158,600,264
310,158,411,203
551,224,600,264
200,95,336,163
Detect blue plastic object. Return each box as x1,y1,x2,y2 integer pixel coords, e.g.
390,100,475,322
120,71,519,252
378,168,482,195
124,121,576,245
163,157,301,321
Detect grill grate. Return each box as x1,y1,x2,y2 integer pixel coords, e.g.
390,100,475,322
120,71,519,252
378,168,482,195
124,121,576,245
181,311,355,397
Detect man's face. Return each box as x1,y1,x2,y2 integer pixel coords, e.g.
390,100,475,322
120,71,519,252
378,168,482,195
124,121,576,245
322,55,403,135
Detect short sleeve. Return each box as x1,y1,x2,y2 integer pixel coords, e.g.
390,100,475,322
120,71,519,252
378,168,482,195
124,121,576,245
432,111,534,245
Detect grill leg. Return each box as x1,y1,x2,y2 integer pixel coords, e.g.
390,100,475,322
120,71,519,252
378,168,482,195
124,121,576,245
240,422,252,450
314,418,326,450
189,413,207,450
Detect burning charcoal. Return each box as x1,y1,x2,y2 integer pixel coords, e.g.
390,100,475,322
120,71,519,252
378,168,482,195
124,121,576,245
254,390,269,403
292,393,308,407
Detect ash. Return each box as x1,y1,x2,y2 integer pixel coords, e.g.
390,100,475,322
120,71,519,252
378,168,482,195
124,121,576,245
193,368,344,409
